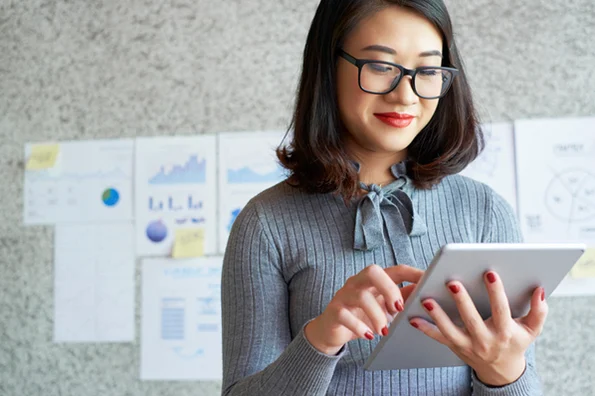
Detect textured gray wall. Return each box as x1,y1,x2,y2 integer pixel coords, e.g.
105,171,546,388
1,1,594,395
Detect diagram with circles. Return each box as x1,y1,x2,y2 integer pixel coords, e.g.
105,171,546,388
545,169,595,222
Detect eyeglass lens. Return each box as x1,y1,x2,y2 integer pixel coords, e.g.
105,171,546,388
360,63,454,98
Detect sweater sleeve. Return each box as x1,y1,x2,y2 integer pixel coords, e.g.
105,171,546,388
472,189,543,395
221,200,345,396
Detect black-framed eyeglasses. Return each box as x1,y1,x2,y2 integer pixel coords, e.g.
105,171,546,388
338,49,459,99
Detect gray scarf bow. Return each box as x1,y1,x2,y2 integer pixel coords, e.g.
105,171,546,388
353,162,427,251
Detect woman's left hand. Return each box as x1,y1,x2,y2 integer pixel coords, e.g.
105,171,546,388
409,271,548,387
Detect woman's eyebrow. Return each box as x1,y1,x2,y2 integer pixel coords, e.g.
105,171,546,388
419,50,443,58
360,44,443,58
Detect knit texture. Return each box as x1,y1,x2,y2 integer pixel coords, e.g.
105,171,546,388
221,174,542,395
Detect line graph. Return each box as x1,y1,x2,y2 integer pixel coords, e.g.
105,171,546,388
149,155,207,184
227,165,285,184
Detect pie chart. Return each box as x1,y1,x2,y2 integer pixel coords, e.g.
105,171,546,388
545,170,595,221
102,188,120,207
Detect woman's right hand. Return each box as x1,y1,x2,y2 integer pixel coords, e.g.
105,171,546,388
304,264,425,355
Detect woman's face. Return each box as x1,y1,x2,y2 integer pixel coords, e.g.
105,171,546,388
336,6,444,161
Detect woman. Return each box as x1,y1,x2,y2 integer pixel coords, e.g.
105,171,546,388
221,0,546,394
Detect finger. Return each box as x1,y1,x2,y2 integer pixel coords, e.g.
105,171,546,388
483,271,512,330
421,299,469,348
360,265,404,314
342,286,388,335
409,318,451,346
384,265,425,285
374,295,398,323
332,304,376,340
520,287,548,337
446,281,489,341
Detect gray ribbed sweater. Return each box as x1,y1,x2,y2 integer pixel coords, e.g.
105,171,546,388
221,173,542,395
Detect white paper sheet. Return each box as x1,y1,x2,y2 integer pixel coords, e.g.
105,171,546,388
460,122,518,214
218,130,287,253
24,139,134,224
135,136,217,257
515,117,595,297
551,276,595,297
515,117,595,244
141,257,223,380
54,223,135,342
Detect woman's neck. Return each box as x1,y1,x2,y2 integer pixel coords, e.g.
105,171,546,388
347,145,407,186
357,161,398,186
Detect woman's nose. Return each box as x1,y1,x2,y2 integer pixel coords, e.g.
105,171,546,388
384,75,419,105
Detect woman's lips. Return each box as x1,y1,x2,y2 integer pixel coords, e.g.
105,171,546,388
374,113,414,128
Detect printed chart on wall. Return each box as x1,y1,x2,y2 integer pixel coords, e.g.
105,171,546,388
141,257,223,380
218,130,287,252
460,122,518,214
54,223,135,342
24,139,134,224
515,116,595,296
135,136,217,256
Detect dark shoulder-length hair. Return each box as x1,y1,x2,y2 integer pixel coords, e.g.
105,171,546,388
277,0,483,200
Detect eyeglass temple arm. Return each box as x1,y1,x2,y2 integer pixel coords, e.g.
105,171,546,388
338,50,358,66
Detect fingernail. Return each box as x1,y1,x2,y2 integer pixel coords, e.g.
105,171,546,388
365,331,375,340
395,300,404,312
448,284,460,294
486,272,497,284
541,288,545,301
381,326,389,337
423,302,434,311
410,321,419,329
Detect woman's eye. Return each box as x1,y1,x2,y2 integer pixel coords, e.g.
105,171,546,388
369,64,393,73
418,69,438,76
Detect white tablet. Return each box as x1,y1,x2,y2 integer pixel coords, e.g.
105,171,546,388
364,243,586,371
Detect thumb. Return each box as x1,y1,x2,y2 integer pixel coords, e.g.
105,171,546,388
520,287,548,338
400,284,418,302
384,265,424,285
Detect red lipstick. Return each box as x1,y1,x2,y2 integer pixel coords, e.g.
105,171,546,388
374,112,414,128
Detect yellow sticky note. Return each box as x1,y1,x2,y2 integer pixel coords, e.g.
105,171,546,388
172,228,205,258
26,144,60,170
570,248,595,279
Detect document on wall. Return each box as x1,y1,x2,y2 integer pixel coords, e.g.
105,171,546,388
460,122,518,214
515,117,595,296
24,139,134,224
135,136,217,257
141,257,223,380
54,223,135,342
218,130,287,253
515,117,595,244
552,278,595,296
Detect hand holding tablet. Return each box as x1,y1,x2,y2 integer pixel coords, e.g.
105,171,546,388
364,243,586,379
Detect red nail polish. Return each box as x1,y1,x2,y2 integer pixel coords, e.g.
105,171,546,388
487,272,497,284
449,284,460,294
541,288,545,301
410,321,419,329
423,302,434,311
381,327,389,336
395,300,404,312
365,331,375,340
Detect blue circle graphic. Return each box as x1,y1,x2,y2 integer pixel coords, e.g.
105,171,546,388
146,220,168,243
102,188,120,207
